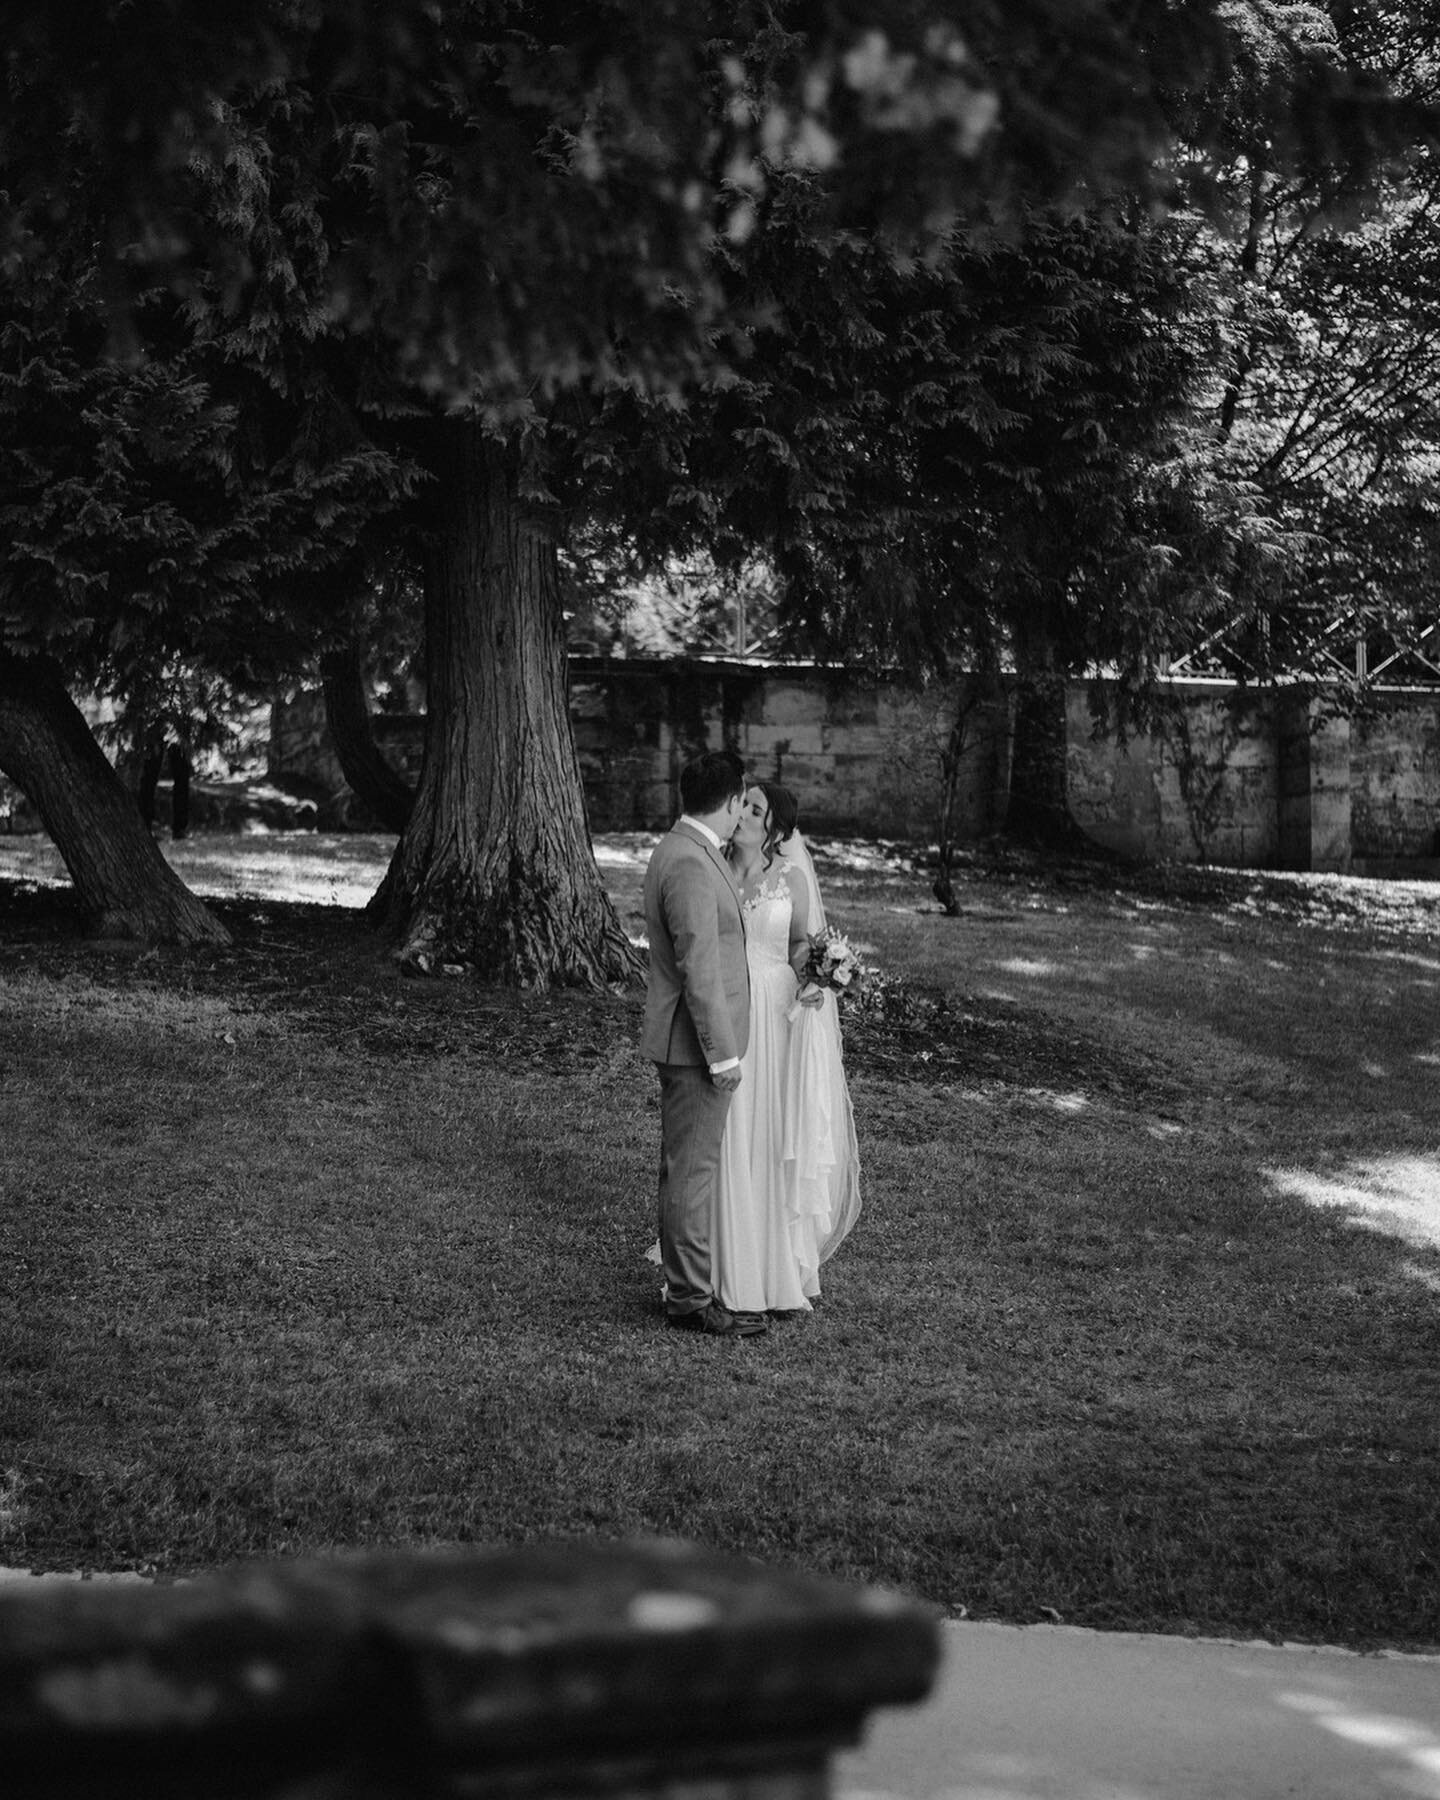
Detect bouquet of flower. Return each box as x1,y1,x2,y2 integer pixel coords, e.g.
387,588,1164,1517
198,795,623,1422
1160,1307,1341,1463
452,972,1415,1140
796,926,866,1001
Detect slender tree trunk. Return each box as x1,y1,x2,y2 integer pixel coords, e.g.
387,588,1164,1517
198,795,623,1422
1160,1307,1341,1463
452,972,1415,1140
1005,670,1071,843
933,662,1007,911
137,744,164,827
169,743,192,840
320,637,415,832
0,653,228,944
1003,641,1098,854
371,421,642,987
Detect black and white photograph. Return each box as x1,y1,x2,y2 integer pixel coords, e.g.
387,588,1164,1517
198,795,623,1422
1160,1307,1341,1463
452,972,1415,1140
2,5,1439,1797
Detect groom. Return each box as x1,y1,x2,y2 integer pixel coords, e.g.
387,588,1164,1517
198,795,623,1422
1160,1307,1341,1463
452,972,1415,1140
641,749,765,1338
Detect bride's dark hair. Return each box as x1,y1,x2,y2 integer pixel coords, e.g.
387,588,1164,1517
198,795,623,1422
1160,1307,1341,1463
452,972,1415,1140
752,780,799,862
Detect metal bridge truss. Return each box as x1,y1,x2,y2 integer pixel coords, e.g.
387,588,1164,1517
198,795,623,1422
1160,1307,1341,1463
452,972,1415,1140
1162,607,1440,690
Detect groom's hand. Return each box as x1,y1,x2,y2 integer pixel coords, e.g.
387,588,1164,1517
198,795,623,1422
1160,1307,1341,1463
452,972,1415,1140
711,1066,742,1092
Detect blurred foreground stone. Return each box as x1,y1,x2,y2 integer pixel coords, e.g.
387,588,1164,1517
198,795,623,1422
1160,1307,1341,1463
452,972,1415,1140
0,1539,939,1799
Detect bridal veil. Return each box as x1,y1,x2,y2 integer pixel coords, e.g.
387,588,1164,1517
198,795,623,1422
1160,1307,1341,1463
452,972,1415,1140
778,830,862,1274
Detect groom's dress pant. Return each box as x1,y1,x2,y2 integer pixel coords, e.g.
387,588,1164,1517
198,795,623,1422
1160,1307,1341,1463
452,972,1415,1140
656,1062,733,1315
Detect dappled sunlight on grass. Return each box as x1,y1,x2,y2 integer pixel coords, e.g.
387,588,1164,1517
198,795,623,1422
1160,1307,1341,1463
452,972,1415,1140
0,840,65,885
165,835,395,908
1213,871,1440,940
591,834,659,868
1365,949,1440,972
994,957,1061,979
1266,1156,1440,1259
0,831,397,910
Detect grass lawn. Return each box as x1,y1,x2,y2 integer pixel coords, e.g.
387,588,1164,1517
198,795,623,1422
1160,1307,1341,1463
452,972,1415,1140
1,829,1438,1651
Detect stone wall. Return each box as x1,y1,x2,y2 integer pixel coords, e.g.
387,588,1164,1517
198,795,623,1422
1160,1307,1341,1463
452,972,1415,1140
566,659,999,840
263,663,1440,872
1066,681,1440,871
1351,694,1440,860
1067,682,1292,868
0,1540,938,1800
5,667,1437,866
268,661,986,841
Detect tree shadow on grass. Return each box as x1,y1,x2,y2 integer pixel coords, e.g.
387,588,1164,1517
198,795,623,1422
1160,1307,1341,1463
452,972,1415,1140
845,977,1187,1106
2,876,1179,1097
0,879,646,1080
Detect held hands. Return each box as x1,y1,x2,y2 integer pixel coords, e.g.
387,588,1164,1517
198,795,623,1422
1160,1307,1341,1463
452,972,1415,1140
786,983,825,1022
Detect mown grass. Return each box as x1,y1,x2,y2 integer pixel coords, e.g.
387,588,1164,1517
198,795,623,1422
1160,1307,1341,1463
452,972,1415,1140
1,831,1438,1650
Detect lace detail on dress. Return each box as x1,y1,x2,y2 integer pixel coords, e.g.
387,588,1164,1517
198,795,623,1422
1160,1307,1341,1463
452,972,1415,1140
740,859,795,972
741,857,793,915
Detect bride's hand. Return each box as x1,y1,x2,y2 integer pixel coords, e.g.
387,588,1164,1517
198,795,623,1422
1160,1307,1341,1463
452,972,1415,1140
796,983,825,1009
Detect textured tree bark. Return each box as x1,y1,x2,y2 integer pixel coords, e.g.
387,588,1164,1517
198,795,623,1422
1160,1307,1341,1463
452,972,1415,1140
371,422,642,987
320,637,415,832
0,653,228,944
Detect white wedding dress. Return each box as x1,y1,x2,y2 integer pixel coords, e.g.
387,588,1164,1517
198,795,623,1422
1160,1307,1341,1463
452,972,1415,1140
712,851,861,1314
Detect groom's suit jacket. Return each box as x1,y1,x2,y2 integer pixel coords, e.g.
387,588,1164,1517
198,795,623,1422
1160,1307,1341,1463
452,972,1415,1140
641,822,751,1068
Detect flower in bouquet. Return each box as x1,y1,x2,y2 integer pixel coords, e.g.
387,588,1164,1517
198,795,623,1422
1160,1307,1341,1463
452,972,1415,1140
799,926,866,998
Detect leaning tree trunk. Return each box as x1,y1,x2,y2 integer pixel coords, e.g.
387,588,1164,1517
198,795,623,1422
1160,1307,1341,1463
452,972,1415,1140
320,637,415,832
370,422,642,988
0,653,229,945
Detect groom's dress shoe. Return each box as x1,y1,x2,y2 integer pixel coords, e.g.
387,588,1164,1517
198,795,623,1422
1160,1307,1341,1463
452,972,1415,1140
668,1303,768,1338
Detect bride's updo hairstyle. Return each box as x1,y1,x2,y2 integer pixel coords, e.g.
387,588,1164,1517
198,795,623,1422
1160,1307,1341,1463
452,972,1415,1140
753,780,799,862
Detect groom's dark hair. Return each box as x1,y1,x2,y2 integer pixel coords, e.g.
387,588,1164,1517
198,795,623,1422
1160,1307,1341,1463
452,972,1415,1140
679,749,746,816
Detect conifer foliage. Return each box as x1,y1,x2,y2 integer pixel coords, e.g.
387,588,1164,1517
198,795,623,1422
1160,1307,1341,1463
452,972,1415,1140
1,3,1431,960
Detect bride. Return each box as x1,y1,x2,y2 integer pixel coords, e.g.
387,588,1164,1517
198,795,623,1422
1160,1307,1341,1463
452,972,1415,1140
713,780,862,1315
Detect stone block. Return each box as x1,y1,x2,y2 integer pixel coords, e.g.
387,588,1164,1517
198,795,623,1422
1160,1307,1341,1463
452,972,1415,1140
823,685,881,728
760,683,829,729
771,756,835,788
743,725,825,760
0,1543,939,1800
874,696,933,739
827,725,899,759
1311,800,1353,872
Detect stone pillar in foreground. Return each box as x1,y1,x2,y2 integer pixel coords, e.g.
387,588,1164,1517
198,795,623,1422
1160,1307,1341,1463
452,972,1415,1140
0,1539,941,1799
1278,695,1352,873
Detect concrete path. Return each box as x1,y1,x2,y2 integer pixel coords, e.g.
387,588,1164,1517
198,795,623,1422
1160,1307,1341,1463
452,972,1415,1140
837,1620,1440,1800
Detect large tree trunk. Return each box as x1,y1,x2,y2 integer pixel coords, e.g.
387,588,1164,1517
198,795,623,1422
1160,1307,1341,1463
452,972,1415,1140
0,653,229,945
370,422,642,987
320,637,415,832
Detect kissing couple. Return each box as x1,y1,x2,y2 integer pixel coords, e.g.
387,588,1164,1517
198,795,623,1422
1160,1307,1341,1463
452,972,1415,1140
641,749,861,1338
